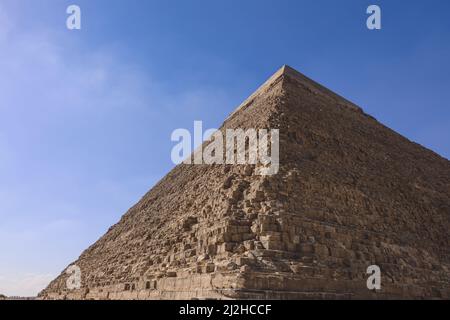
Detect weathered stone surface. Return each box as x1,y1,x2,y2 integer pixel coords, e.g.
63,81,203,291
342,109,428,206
40,65,450,300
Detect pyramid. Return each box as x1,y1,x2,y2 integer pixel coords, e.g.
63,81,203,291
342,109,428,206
40,66,450,300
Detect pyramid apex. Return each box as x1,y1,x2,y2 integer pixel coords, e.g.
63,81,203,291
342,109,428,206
277,64,303,76
277,64,362,112
268,64,298,78
279,64,294,73
227,65,362,121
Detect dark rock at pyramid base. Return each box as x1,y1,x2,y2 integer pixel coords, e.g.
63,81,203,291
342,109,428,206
40,66,450,300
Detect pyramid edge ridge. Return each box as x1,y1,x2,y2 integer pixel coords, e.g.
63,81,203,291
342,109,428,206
225,65,287,121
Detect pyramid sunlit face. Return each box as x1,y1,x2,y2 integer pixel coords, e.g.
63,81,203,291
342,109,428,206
37,64,450,301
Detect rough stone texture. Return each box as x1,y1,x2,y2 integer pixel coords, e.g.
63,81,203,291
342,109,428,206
40,66,450,300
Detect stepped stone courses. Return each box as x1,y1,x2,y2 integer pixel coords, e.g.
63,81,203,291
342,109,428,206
40,65,450,300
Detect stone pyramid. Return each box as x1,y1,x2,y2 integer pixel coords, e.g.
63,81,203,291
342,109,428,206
40,66,450,300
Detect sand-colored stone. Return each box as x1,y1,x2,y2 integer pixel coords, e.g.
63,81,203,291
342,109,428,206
40,66,450,300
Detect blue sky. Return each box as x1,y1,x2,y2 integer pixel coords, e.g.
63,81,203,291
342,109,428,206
0,0,449,296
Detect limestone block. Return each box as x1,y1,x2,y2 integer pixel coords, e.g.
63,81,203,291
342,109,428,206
300,243,314,254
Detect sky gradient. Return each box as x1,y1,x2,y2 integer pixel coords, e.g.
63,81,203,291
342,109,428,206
0,0,449,296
